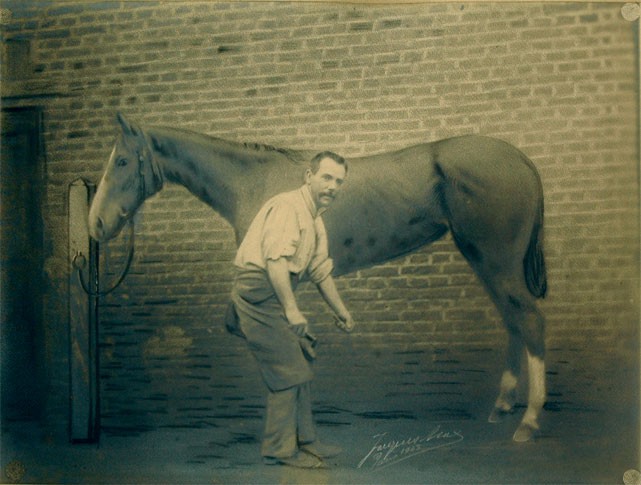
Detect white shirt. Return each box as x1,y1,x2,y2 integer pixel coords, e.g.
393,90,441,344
234,185,334,284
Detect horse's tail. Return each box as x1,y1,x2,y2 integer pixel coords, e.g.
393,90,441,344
524,176,547,299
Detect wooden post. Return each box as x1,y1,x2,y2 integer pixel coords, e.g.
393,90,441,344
68,178,99,443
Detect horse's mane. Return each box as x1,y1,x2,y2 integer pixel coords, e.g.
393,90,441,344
242,141,298,161
150,125,304,166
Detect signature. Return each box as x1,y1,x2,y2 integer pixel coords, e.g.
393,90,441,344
357,425,464,470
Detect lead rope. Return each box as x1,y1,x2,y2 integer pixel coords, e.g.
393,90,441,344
73,219,135,297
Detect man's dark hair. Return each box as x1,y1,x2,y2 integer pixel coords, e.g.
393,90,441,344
309,151,348,174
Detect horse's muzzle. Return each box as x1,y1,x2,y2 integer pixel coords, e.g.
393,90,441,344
88,215,106,242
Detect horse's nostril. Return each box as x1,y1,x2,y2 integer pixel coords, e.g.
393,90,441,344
96,217,104,230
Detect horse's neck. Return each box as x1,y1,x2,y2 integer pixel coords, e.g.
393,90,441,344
146,127,253,225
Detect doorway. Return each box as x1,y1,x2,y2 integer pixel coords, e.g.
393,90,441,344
1,107,45,421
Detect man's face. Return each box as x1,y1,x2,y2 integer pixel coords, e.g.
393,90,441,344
306,157,346,210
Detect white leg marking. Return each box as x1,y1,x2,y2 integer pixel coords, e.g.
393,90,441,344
489,370,519,423
495,370,518,412
522,350,546,430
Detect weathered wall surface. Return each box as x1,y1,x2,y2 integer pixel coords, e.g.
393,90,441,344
1,1,638,437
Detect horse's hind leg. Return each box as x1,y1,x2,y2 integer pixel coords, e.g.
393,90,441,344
484,276,546,442
513,297,546,442
437,145,547,441
488,330,523,423
454,230,545,441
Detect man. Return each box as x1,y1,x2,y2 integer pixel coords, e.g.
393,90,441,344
228,151,354,469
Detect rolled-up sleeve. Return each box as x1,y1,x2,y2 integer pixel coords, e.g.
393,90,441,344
261,201,300,262
307,218,334,284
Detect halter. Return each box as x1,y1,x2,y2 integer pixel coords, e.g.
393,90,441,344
136,136,164,202
74,135,163,297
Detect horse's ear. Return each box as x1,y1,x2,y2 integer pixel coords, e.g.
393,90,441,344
116,112,141,137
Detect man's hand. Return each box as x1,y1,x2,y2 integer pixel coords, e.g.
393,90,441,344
289,322,308,337
334,313,355,333
285,307,308,337
317,275,353,333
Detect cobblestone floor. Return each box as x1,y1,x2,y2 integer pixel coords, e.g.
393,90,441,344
2,345,639,484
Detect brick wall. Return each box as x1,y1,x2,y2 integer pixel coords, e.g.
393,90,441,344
2,1,638,437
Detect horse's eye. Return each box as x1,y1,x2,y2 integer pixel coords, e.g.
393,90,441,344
116,158,128,167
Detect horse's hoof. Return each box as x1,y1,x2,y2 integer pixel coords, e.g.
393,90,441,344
488,406,514,423
488,409,503,423
512,423,537,442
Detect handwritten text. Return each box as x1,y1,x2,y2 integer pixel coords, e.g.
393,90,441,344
357,425,464,469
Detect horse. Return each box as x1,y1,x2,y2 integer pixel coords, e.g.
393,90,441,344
88,112,547,442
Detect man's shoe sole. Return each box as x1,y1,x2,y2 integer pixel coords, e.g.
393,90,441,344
300,444,342,459
263,455,325,469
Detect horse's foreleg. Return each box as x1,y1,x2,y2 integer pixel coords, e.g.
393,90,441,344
489,331,523,423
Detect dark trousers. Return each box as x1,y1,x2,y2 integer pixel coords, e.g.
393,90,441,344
261,381,317,458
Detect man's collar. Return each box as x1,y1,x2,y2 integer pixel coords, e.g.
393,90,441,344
300,184,326,217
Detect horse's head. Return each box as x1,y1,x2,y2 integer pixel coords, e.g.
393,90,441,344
88,113,163,242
